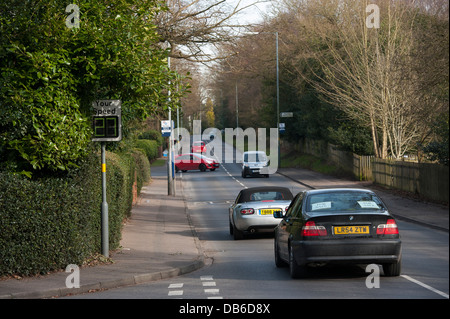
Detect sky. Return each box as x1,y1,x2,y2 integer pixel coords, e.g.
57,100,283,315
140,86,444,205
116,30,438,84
231,0,274,25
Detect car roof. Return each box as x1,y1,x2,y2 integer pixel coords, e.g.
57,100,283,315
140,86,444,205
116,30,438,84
238,186,293,203
304,188,377,195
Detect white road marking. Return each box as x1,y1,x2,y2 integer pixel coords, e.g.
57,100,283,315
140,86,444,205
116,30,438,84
202,281,216,287
200,275,214,281
401,275,449,299
201,275,223,299
168,283,183,289
204,289,220,295
168,290,183,296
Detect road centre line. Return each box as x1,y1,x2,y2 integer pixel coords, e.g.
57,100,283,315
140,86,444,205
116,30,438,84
220,162,248,189
401,275,449,299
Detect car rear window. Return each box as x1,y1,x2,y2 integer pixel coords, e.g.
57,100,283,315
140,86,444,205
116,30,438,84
306,191,386,213
249,191,288,201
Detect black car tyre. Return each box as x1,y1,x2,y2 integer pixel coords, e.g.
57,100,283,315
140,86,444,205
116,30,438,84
289,246,308,279
199,163,207,172
274,239,287,268
382,260,401,277
232,223,244,240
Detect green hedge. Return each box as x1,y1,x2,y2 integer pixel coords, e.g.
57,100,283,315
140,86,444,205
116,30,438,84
138,130,163,147
135,139,159,162
0,148,151,277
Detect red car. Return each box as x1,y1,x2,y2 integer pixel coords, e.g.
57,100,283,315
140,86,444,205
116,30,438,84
175,153,219,172
191,141,206,153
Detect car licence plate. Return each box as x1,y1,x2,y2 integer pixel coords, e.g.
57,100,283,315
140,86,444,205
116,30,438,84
259,209,280,215
334,225,369,235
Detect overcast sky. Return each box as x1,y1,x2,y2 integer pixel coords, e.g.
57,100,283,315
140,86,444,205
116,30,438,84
231,0,274,25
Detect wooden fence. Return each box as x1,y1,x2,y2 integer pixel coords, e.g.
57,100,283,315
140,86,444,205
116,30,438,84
290,138,449,203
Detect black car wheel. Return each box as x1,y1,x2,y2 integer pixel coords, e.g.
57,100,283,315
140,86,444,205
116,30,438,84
232,223,244,240
382,259,402,277
199,163,207,172
274,238,287,268
289,246,308,279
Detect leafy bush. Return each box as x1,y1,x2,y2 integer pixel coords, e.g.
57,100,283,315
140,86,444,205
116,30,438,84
139,130,164,147
0,148,149,277
0,152,100,276
135,139,159,162
131,149,151,194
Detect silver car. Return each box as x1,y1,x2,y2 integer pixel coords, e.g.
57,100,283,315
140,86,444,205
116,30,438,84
229,186,293,240
241,151,270,178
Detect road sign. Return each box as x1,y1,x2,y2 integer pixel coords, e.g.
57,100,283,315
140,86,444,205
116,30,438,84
279,123,286,134
161,120,173,137
92,100,122,142
280,112,293,118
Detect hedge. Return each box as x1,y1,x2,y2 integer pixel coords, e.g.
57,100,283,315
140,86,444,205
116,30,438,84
0,147,151,277
135,139,159,162
138,130,163,147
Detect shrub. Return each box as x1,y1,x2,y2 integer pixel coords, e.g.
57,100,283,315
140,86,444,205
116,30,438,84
138,130,163,147
0,152,101,276
131,149,151,194
135,139,159,162
0,147,148,277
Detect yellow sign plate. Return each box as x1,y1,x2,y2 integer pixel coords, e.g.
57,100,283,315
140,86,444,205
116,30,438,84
334,225,369,235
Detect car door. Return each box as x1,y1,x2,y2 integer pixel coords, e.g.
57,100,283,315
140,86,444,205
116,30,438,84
277,192,304,260
190,154,202,170
176,155,189,171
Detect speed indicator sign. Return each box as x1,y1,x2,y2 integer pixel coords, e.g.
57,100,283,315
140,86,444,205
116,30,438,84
92,100,122,142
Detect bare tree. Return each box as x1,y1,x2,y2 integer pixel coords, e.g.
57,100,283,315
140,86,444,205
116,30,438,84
155,0,270,63
279,0,432,159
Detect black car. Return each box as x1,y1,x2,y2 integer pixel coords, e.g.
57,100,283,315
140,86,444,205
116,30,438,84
274,188,402,278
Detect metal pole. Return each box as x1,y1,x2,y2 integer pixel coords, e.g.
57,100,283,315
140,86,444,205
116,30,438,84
236,82,239,129
101,142,109,257
276,32,280,168
168,57,174,196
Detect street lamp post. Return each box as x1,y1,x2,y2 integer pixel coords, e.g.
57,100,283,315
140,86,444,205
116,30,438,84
241,31,280,166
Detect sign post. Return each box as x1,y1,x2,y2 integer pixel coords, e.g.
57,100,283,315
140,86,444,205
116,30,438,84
100,142,109,258
161,120,175,195
92,100,122,258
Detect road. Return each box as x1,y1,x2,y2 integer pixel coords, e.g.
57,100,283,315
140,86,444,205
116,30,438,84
68,142,449,300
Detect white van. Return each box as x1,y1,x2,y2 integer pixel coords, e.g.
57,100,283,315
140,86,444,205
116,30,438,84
241,151,269,178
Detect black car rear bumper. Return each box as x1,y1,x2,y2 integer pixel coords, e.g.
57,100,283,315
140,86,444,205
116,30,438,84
291,238,402,266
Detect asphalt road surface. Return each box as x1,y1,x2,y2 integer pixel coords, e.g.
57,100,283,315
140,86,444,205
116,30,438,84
68,141,449,300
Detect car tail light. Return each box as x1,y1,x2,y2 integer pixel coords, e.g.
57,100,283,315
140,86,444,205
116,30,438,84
240,208,254,215
377,219,399,235
302,221,327,237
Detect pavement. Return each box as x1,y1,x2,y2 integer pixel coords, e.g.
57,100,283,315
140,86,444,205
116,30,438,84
0,164,448,299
